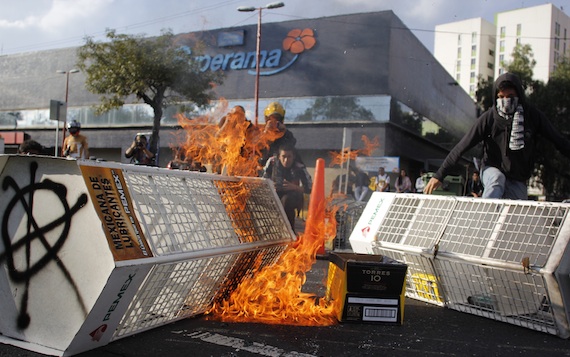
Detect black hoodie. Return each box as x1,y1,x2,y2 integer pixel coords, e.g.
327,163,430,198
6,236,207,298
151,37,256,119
435,72,570,182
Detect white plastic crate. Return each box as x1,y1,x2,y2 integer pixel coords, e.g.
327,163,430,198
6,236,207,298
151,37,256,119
0,155,295,355
350,192,570,337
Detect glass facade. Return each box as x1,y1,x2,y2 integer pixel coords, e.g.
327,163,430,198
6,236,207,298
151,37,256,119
0,95,394,129
0,93,451,146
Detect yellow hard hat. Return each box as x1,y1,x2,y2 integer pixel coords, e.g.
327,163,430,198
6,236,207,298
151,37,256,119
264,102,285,120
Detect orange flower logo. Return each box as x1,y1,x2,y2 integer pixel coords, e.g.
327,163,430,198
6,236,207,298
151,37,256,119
282,29,316,54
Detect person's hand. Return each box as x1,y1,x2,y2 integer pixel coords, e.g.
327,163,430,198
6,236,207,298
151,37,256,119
424,177,442,195
282,180,302,193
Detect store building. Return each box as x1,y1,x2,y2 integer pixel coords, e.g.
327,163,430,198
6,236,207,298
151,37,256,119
0,11,476,187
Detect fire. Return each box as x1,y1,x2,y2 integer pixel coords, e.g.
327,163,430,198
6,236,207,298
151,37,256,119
328,135,379,168
209,202,340,325
175,101,284,177
173,102,348,326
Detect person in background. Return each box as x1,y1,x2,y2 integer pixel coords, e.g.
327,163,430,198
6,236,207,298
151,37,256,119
424,72,570,199
353,167,370,201
375,166,390,192
260,102,297,166
415,169,426,193
167,150,206,172
467,170,484,197
125,134,155,165
395,168,412,193
330,172,355,197
18,139,44,155
263,144,312,233
62,120,89,159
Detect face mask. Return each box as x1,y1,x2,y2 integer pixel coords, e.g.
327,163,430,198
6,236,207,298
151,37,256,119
496,97,519,116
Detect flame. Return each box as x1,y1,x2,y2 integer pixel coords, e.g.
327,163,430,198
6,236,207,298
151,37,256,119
208,200,340,326
328,135,379,168
173,103,353,326
175,101,284,177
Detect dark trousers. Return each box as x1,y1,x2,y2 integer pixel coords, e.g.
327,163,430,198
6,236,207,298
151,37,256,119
278,191,304,232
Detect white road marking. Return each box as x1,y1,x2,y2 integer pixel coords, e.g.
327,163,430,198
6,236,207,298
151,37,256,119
185,331,317,357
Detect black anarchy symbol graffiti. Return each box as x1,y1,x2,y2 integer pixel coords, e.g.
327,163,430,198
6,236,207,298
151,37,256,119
1,161,88,329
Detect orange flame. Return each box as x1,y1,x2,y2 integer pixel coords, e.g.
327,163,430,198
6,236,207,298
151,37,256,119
176,102,284,177
328,135,379,168
173,103,353,326
208,200,340,326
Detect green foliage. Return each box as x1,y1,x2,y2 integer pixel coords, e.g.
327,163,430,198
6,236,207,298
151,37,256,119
76,29,224,154
502,44,536,91
528,57,570,200
389,98,422,134
293,97,374,122
475,75,494,113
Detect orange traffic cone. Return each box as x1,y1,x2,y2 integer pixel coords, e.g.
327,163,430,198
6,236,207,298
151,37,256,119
305,158,326,256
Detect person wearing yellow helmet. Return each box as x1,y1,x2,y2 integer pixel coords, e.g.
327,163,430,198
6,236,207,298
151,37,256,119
264,101,286,121
261,102,297,166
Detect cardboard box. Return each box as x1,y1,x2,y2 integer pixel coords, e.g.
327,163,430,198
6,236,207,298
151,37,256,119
326,252,407,324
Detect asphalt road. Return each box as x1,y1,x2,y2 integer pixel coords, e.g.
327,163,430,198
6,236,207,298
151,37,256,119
1,257,570,357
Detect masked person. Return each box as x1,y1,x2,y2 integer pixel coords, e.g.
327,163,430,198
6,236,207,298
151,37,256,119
62,120,89,159
424,72,570,199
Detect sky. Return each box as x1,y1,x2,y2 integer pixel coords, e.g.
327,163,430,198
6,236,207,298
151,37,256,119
0,0,564,56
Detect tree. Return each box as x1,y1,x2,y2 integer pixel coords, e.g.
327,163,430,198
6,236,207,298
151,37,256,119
529,57,570,199
76,29,223,156
502,44,537,91
293,97,374,122
475,75,493,113
389,97,422,134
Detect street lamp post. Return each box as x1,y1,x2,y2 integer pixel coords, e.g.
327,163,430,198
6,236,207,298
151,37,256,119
238,2,284,126
56,69,79,156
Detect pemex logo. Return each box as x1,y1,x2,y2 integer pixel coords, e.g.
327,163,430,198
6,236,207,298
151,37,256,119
249,28,317,76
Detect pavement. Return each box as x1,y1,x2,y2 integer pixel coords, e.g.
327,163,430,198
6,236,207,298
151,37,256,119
1,255,570,357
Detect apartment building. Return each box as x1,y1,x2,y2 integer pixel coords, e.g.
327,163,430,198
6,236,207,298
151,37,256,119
495,3,570,81
434,18,496,98
435,3,570,99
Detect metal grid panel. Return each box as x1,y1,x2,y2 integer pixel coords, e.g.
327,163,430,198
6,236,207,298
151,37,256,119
123,172,236,255
439,200,568,266
377,195,455,248
490,203,567,266
439,200,503,257
403,196,456,248
214,245,287,302
435,259,557,334
334,201,366,249
114,254,236,338
113,245,287,339
403,254,443,305
121,170,292,256
216,180,292,242
374,196,420,244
